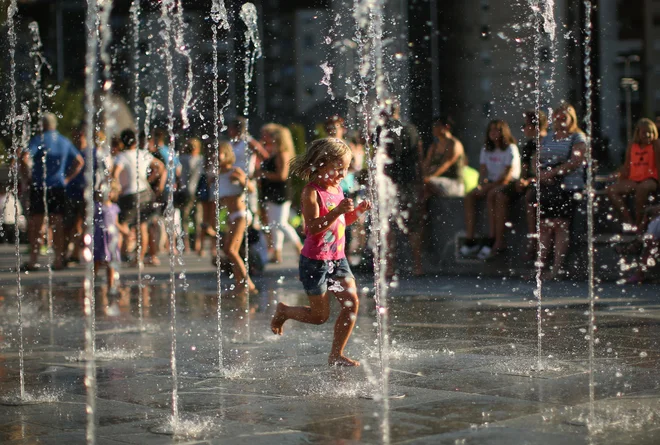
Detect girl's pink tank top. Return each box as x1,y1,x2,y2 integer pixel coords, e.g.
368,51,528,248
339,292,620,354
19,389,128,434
301,182,346,261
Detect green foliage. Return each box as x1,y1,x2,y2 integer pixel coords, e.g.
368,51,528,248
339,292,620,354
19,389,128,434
287,123,307,214
44,81,84,140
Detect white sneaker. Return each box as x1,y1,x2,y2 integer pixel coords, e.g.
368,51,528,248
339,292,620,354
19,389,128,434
459,243,481,257
477,245,492,260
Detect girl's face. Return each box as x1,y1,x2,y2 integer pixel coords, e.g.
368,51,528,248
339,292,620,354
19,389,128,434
317,153,352,187
218,150,232,166
488,124,501,145
326,122,345,139
552,110,570,132
638,124,655,145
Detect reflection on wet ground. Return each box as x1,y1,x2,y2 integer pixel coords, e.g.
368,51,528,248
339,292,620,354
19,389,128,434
1,250,660,444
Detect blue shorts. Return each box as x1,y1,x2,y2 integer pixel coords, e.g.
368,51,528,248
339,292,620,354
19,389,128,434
299,255,355,296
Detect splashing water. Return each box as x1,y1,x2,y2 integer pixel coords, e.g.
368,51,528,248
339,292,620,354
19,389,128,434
238,2,262,342
320,62,335,100
174,0,194,129
160,0,182,431
211,0,230,372
583,0,597,430
83,1,99,442
239,2,262,117
6,0,25,402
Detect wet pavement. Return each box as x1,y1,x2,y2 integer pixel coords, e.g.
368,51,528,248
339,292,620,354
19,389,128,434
1,245,660,444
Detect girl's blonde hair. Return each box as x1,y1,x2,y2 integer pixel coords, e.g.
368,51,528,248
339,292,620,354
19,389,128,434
632,118,658,144
262,123,295,156
218,140,235,165
553,101,582,134
290,138,352,181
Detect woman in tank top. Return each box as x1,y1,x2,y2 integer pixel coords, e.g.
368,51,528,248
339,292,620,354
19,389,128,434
257,124,303,263
606,118,660,233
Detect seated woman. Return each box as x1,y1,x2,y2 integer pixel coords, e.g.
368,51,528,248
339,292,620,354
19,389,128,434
533,102,587,281
490,110,548,259
606,118,660,233
422,116,465,198
460,120,520,260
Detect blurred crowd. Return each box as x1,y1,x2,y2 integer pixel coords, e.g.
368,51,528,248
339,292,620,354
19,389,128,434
3,100,660,287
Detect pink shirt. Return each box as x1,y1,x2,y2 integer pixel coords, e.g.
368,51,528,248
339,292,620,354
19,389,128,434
301,182,346,261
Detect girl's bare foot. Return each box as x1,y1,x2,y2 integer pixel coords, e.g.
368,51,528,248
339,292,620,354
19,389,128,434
270,302,287,335
328,355,360,367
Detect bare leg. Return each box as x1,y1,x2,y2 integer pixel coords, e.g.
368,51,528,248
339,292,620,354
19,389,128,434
552,218,571,276
607,181,635,226
270,293,330,335
51,214,66,269
464,190,478,240
222,215,256,293
28,213,45,267
328,278,360,366
634,180,658,228
493,190,510,250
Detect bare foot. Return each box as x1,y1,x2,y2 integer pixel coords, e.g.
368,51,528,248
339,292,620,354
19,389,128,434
270,302,287,335
328,355,360,367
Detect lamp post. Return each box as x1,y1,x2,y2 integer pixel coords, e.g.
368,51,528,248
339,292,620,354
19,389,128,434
616,54,640,142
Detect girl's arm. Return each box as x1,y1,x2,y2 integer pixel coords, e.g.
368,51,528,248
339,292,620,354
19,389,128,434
496,165,513,185
114,213,130,237
653,140,660,179
247,136,270,159
345,200,371,226
430,140,461,178
478,164,488,185
302,186,352,236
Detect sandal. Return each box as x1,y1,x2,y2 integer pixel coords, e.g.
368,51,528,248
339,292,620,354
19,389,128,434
144,256,161,266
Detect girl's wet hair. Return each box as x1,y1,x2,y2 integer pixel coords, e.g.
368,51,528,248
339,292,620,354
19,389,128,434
289,138,352,181
632,118,658,144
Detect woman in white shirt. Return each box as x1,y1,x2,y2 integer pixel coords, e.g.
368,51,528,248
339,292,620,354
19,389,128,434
112,129,166,266
460,120,521,260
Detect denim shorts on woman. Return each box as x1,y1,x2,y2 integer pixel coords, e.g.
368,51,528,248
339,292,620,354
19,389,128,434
299,255,355,296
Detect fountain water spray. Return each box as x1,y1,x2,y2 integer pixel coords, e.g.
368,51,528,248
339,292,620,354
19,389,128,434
130,0,147,331
211,0,230,372
174,0,194,130
159,0,182,431
6,0,25,402
83,0,100,442
27,21,55,322
353,0,395,442
582,0,597,429
238,2,262,341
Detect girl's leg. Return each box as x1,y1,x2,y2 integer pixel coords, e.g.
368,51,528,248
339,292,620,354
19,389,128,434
634,180,658,228
464,189,478,240
222,214,255,292
266,202,285,262
107,265,116,289
270,293,330,334
138,222,149,263
329,277,360,366
607,180,635,226
278,201,303,253
493,190,511,251
552,218,571,276
538,219,553,272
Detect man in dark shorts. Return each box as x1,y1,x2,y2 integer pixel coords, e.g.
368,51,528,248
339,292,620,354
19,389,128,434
22,113,84,270
378,100,425,277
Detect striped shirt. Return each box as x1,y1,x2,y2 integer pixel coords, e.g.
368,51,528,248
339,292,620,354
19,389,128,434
539,132,587,190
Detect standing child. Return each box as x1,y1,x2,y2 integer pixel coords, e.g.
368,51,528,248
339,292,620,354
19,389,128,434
270,138,371,367
95,182,126,292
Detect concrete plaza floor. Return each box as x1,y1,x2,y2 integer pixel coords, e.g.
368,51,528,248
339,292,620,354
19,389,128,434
1,245,660,444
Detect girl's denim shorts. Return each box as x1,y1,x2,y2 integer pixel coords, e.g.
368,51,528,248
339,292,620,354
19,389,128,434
299,255,355,295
